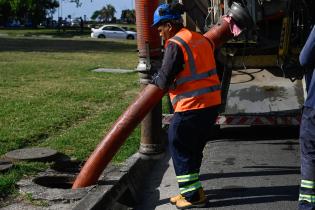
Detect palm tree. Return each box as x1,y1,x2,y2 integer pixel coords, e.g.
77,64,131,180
126,9,135,23
99,4,116,23
91,10,100,21
106,4,116,21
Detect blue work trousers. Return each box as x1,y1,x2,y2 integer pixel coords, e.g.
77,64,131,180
168,106,219,200
299,107,315,210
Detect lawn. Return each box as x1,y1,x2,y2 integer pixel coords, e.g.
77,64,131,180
0,36,142,198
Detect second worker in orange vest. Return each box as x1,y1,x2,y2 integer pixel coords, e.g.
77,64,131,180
151,3,221,209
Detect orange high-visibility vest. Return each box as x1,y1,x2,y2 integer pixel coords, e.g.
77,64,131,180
166,28,221,112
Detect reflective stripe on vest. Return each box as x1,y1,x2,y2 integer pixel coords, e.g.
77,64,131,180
171,36,197,75
172,85,221,106
174,68,218,87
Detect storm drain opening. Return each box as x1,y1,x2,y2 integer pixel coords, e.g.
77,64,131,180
33,175,75,189
51,160,82,173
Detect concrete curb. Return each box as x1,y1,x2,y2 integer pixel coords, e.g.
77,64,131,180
73,152,165,210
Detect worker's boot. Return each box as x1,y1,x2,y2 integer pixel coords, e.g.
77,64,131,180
170,194,184,205
175,188,207,209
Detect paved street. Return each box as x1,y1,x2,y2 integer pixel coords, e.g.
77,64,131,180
135,126,300,210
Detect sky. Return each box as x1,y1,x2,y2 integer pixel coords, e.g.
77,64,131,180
53,0,134,21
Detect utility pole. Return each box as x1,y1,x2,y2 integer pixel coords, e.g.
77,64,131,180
58,0,60,18
60,0,63,18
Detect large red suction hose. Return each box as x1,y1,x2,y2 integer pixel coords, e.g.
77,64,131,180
203,17,234,48
72,85,165,188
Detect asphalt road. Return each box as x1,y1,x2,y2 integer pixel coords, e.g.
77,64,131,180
135,125,300,210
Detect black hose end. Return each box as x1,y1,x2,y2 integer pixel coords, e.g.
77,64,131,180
226,2,254,31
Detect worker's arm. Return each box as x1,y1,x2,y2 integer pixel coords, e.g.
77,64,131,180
151,42,184,90
300,26,315,70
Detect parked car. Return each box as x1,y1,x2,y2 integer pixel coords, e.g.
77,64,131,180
91,25,137,40
71,18,82,27
6,19,21,28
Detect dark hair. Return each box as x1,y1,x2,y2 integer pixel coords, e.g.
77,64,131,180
170,3,185,15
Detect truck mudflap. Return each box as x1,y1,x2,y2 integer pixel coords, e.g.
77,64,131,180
162,113,301,126
216,114,301,125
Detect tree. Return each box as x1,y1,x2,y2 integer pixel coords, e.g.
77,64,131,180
121,9,135,24
28,0,59,27
69,0,82,7
0,0,59,27
99,4,116,23
0,0,10,25
9,0,20,16
91,10,100,21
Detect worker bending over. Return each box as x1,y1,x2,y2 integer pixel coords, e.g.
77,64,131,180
151,3,221,209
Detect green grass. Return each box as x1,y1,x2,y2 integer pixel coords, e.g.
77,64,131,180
0,36,141,198
0,162,49,198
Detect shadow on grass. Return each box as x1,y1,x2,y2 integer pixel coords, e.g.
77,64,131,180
0,37,137,53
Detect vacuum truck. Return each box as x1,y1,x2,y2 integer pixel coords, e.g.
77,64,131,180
167,0,315,126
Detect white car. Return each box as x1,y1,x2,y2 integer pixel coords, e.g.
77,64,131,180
91,25,137,40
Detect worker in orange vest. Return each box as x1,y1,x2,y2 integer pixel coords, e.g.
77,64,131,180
151,3,221,209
